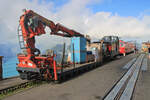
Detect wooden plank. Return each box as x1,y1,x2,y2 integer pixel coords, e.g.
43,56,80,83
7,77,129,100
57,62,95,74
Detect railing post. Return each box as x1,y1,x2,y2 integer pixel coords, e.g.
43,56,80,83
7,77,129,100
0,56,3,80
61,43,66,73
73,43,75,69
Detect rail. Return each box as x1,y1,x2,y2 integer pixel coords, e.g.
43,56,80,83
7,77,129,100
0,80,45,99
103,54,145,100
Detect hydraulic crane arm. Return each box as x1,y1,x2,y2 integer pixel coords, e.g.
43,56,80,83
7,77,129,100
20,9,84,38
19,9,84,58
17,9,87,81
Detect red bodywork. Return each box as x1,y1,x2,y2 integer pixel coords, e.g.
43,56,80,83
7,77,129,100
17,10,84,80
119,40,135,55
119,40,126,54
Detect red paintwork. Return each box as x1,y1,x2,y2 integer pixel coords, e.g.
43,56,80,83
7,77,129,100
53,60,57,80
108,46,112,52
119,40,125,54
119,40,135,55
17,10,84,80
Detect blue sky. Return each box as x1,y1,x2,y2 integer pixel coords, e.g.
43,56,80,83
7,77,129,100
89,0,150,17
46,0,69,6
43,0,150,17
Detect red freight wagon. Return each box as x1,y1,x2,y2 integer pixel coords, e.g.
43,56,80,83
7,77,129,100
126,42,135,53
119,40,126,56
119,40,135,56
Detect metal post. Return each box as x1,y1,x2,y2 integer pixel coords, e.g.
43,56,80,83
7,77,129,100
0,56,3,80
53,59,57,81
61,43,66,73
73,43,75,69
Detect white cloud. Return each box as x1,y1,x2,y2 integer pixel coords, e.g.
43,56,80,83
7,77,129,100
0,0,150,54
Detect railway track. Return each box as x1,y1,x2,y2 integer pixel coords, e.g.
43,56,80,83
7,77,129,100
0,80,44,98
103,54,145,100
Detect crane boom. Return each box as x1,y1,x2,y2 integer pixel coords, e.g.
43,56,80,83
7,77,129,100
20,10,84,37
19,10,84,58
17,9,85,80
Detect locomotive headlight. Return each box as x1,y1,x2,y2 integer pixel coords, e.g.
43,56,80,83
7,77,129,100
22,61,25,64
28,63,33,66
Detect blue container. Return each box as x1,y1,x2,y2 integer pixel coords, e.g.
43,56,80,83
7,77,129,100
71,37,87,63
3,57,19,78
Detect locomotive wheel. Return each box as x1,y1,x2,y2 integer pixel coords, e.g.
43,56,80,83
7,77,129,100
19,72,32,80
20,72,27,80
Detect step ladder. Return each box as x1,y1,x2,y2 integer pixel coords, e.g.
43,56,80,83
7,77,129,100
17,25,26,49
